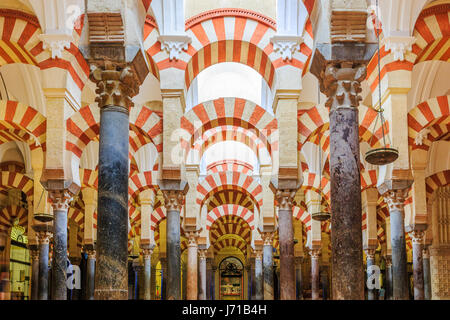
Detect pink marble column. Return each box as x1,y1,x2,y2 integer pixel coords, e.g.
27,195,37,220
186,232,198,300
310,249,321,300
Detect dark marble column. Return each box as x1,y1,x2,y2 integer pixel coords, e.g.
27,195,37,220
250,258,256,299
211,266,216,300
29,246,39,300
160,258,167,300
181,262,187,300
385,255,393,300
254,250,263,300
261,232,274,300
49,191,72,300
295,257,303,299
274,190,297,300
409,230,425,300
186,231,198,300
198,249,207,300
381,187,411,300
320,266,330,300
35,229,52,300
365,249,376,300
310,249,321,300
206,258,213,300
150,262,156,300
142,248,153,300
160,186,187,300
423,247,431,300
90,64,138,300
314,62,367,299
86,249,96,300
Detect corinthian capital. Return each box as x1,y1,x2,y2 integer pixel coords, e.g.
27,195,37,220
409,230,425,245
90,61,140,111
48,189,73,211
382,188,409,211
185,231,199,247
274,189,297,211
261,232,275,246
162,190,185,212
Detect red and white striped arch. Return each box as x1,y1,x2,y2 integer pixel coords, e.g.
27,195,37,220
181,97,278,160
197,171,263,209
67,207,85,233
301,171,331,202
207,160,254,175
0,9,89,90
293,204,312,232
0,205,27,233
0,100,46,151
128,171,158,203
206,204,255,231
408,95,450,150
0,171,33,199
361,170,378,191
67,104,163,159
150,206,165,231
213,237,248,255
78,168,98,189
426,170,450,201
209,215,252,245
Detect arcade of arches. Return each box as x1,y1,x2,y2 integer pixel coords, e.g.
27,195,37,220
0,0,449,301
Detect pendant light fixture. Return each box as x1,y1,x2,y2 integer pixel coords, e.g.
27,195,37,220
33,189,54,223
364,0,399,166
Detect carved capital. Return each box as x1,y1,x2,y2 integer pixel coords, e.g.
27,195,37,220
383,188,409,211
141,248,153,260
294,256,304,265
158,35,191,61
36,231,52,245
198,249,207,260
270,35,303,61
274,189,297,211
162,190,185,212
86,249,96,260
320,62,366,110
261,232,275,246
422,246,430,259
310,248,321,259
186,231,199,247
383,36,416,62
90,61,140,111
384,255,392,267
409,230,425,245
30,248,40,261
255,249,263,260
365,248,376,260
48,189,73,211
39,33,72,59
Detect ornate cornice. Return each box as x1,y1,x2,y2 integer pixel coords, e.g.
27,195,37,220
185,8,276,30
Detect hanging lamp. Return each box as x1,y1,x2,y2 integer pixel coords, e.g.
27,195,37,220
312,89,331,222
364,0,399,166
33,189,54,223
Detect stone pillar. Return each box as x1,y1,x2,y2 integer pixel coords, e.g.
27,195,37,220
185,231,198,300
320,266,330,300
273,189,297,300
160,184,188,300
365,248,376,300
35,229,52,300
261,232,275,300
314,62,367,299
90,63,139,300
160,258,167,300
48,190,72,300
142,248,153,300
211,265,217,300
385,255,393,300
86,248,96,300
409,230,425,300
250,257,256,300
295,257,303,300
381,187,411,300
206,258,213,300
254,248,263,300
30,246,39,300
310,249,321,300
422,246,431,300
198,249,207,300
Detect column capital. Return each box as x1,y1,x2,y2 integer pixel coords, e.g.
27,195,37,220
409,230,425,245
185,231,199,247
161,189,186,212
382,188,410,211
309,248,321,259
36,231,52,244
87,249,96,260
294,256,304,265
48,189,73,211
90,61,140,111
273,189,297,211
260,232,275,246
384,255,392,267
198,249,207,260
30,247,40,260
364,248,376,260
422,246,430,259
255,249,263,260
141,248,153,260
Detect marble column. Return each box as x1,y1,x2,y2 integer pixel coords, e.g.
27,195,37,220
211,266,216,300
186,231,198,300
295,257,303,300
90,64,138,300
422,247,431,300
250,258,256,300
409,230,425,300
198,249,207,300
365,249,376,300
385,255,393,300
320,266,329,300
315,62,366,299
382,188,410,300
261,232,274,300
310,249,321,300
142,248,153,300
160,258,167,300
36,230,52,300
206,258,213,300
30,246,39,300
150,263,156,300
48,190,72,300
86,249,96,300
274,189,297,300
254,250,263,300
160,187,187,300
